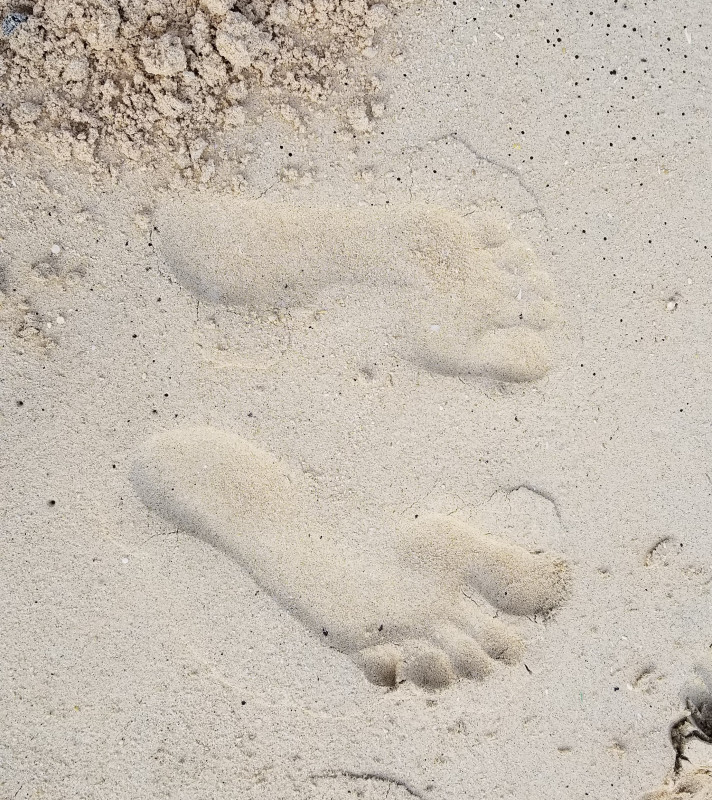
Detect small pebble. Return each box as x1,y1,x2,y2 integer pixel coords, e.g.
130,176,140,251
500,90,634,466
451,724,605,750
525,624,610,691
1,12,28,36
51,244,61,255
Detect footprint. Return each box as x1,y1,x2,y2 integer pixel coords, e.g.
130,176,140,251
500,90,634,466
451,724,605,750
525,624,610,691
131,426,570,688
0,253,84,356
153,197,557,382
0,290,55,356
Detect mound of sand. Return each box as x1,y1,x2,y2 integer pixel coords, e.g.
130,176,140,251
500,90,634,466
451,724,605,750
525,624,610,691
0,0,394,165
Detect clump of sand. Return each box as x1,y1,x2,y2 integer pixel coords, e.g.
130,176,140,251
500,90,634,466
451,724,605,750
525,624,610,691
642,769,712,800
0,0,394,165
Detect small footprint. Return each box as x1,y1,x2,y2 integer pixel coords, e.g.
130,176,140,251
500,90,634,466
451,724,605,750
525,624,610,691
132,426,570,688
153,197,557,382
0,254,83,356
0,290,55,355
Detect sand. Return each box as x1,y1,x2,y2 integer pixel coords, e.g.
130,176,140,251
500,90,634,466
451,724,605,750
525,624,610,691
1,0,711,798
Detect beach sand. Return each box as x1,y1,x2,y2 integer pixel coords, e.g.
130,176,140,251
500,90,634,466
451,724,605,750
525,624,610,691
1,0,711,797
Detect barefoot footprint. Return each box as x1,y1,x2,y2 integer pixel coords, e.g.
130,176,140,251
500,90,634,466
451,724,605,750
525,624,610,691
132,426,570,688
153,197,558,382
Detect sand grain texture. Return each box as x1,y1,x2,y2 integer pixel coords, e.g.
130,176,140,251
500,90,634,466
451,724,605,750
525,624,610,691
1,0,711,798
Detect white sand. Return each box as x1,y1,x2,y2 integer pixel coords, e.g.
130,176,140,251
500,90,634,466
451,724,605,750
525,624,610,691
1,1,711,798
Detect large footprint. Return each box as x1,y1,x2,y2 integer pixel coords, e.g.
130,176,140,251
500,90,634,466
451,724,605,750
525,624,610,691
153,197,557,382
132,426,570,688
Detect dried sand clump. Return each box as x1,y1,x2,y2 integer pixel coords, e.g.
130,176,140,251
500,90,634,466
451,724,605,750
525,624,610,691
0,0,393,165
